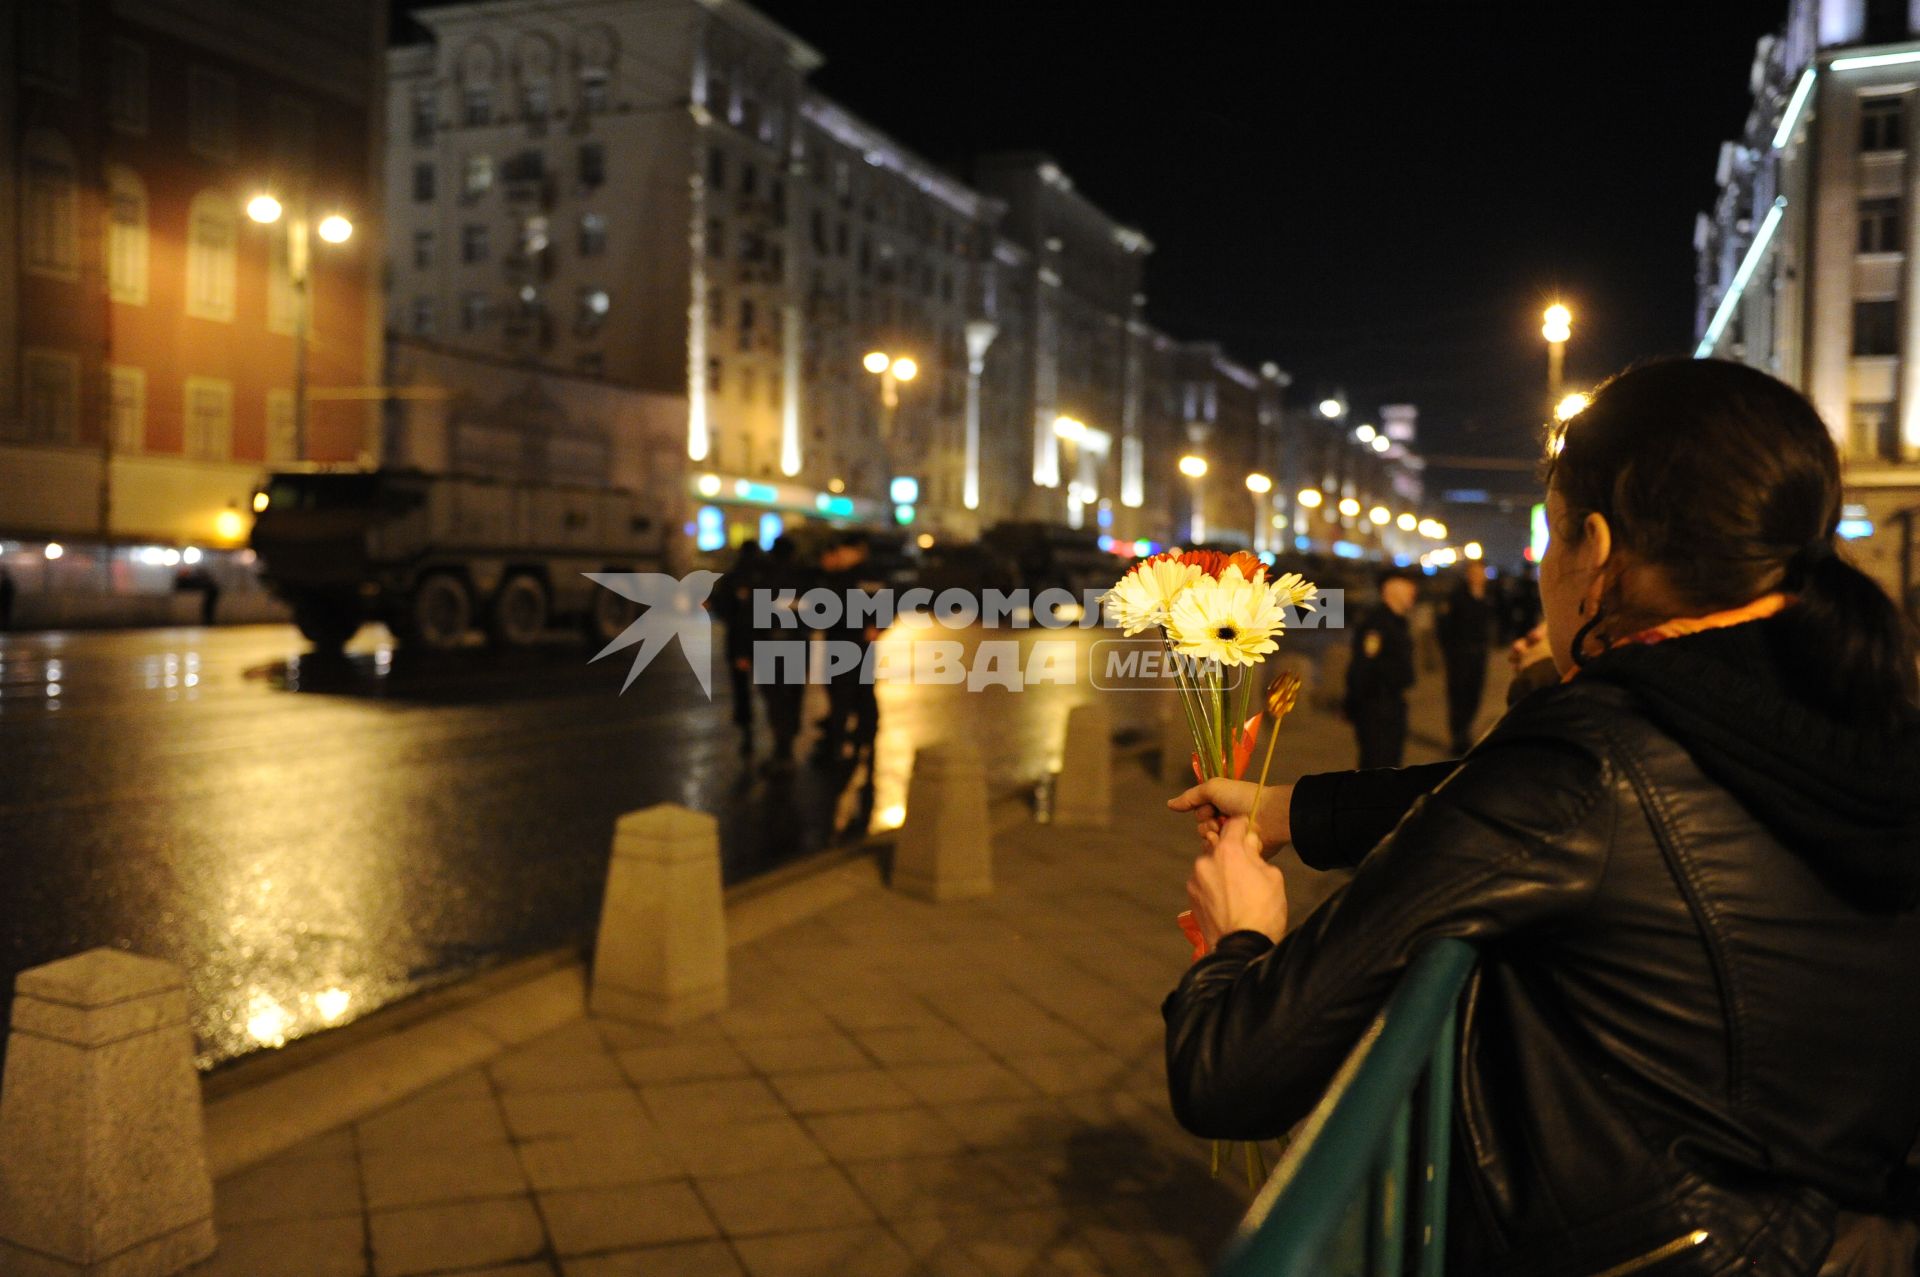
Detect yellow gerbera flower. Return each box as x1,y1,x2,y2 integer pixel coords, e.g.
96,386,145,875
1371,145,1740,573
1167,565,1288,666
1103,554,1201,636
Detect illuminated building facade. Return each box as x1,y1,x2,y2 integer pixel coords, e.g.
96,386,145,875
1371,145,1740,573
1697,0,1920,611
1,0,385,571
388,0,1345,556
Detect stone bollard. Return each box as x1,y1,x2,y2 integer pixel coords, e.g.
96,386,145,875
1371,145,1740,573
892,742,991,901
0,949,216,1277
1052,699,1112,827
590,804,727,1026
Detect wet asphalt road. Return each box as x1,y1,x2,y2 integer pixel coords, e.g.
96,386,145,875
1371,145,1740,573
0,620,1160,1067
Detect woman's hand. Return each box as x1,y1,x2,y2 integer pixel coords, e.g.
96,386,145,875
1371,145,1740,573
1168,778,1293,850
1186,816,1289,947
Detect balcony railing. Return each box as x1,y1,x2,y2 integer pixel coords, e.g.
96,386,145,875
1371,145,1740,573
1212,939,1476,1277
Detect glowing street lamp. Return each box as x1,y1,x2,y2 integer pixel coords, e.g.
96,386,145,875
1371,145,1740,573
1368,505,1391,526
1052,415,1087,441
1178,454,1209,479
1354,423,1376,443
1464,542,1485,560
864,350,917,441
1244,472,1272,493
248,191,354,460
1396,512,1417,532
1555,391,1590,422
1370,435,1390,453
1296,487,1324,508
1318,397,1344,419
1337,497,1362,518
1542,302,1573,410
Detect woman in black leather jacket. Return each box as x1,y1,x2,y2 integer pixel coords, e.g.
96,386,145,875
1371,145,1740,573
1163,360,1920,1276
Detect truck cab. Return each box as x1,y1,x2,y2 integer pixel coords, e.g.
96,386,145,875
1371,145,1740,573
250,470,663,653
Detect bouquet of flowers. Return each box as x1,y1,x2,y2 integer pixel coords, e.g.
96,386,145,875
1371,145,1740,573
1104,547,1316,1186
1104,548,1316,787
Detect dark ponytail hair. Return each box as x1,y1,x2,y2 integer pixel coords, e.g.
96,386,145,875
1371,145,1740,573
1547,358,1918,734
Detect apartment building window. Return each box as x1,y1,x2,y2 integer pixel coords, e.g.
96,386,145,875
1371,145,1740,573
738,297,755,352
21,1,78,93
1862,95,1906,152
521,216,550,255
22,130,78,280
810,210,827,253
105,165,149,305
578,287,610,334
464,153,493,199
411,85,437,144
580,213,607,256
109,366,146,453
522,79,550,123
183,378,233,459
708,358,723,393
579,143,606,189
1860,197,1904,253
461,224,488,263
413,163,436,202
188,68,237,162
1849,401,1895,460
741,163,757,199
23,350,80,443
1853,299,1900,356
109,39,149,134
577,352,604,377
463,84,492,126
185,192,237,322
707,219,725,259
708,148,726,190
413,230,434,269
412,297,437,336
579,68,610,114
461,292,490,332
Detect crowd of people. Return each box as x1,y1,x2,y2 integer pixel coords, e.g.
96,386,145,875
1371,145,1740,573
709,530,888,779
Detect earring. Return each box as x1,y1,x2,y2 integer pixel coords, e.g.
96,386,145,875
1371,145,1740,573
1570,607,1607,668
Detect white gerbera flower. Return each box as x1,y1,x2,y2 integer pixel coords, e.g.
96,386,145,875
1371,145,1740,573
1267,571,1319,612
1166,565,1289,666
1103,555,1201,636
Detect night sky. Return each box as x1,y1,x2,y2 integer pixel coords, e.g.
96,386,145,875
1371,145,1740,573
748,0,1784,478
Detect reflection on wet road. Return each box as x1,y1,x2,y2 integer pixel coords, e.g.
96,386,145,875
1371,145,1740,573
0,620,1160,1067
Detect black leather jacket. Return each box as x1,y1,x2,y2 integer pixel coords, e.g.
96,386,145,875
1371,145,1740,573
1164,635,1920,1276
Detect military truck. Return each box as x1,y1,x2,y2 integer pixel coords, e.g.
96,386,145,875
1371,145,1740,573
249,469,665,653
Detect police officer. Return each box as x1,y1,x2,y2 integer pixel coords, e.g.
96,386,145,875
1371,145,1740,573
712,541,763,757
1435,566,1495,755
1344,567,1419,768
811,531,885,768
753,536,808,772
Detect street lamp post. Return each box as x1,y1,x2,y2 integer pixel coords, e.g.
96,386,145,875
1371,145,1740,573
1245,472,1272,552
248,194,352,463
863,350,918,444
1542,303,1572,416
1178,453,1208,543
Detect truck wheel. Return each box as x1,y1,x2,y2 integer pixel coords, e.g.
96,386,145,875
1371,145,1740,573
584,581,640,646
397,574,472,651
292,599,359,654
489,575,548,647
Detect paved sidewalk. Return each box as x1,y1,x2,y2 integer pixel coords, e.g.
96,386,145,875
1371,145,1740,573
184,655,1494,1277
